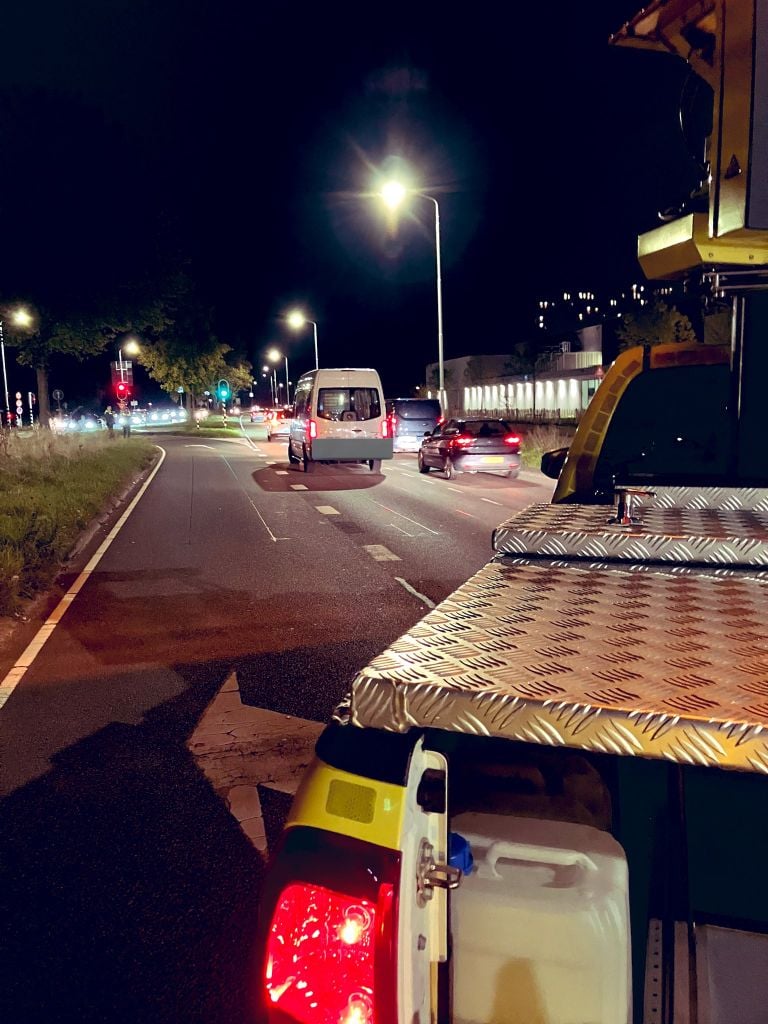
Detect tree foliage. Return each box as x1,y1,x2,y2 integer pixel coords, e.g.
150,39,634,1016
615,299,698,351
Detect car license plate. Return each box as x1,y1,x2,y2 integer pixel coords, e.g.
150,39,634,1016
483,456,505,463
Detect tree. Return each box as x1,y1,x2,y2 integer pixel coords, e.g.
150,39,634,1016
615,299,698,352
138,338,251,408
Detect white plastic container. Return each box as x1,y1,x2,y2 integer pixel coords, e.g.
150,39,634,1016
451,812,632,1024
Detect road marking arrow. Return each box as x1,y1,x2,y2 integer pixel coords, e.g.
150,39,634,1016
186,670,323,853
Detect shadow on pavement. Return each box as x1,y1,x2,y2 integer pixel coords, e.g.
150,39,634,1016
250,463,384,492
1,663,264,1024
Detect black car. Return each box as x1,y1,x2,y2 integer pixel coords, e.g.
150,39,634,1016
386,397,442,453
418,418,522,479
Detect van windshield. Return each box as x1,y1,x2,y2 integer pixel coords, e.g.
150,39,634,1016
317,388,381,422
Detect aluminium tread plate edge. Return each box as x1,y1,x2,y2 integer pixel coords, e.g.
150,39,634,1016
348,556,768,772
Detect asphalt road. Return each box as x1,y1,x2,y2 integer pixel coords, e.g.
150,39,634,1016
0,429,552,1024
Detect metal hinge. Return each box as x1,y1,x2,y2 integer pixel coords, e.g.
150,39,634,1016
416,839,462,907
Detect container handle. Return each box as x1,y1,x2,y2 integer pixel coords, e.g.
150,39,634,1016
480,841,599,882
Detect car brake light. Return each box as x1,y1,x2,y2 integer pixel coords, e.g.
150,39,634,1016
309,420,318,439
504,434,521,447
449,435,473,448
258,829,400,1024
437,416,445,426
389,414,397,435
382,417,390,439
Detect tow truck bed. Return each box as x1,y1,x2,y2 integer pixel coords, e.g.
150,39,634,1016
347,488,768,772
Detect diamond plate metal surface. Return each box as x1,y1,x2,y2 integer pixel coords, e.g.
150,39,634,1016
349,558,768,772
492,498,768,567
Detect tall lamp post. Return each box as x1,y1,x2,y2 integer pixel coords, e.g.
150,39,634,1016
379,181,445,400
286,310,319,370
267,347,290,404
0,307,33,425
117,336,140,383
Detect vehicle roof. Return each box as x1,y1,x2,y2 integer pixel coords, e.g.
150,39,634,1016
344,489,768,774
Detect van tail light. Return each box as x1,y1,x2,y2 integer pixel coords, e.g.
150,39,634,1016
308,420,318,440
504,434,521,449
437,416,445,426
389,414,397,436
256,828,400,1024
382,417,390,439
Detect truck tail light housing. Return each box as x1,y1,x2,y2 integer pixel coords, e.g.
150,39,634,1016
256,828,400,1024
308,419,318,440
389,413,397,436
381,417,390,439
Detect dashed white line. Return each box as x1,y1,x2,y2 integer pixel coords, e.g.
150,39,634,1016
371,501,440,536
481,497,503,506
275,470,288,475
390,523,417,537
455,509,476,518
395,577,436,609
290,484,308,491
0,446,168,709
315,505,340,515
363,544,401,562
446,485,463,492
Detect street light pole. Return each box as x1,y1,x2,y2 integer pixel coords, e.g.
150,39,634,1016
283,356,290,403
424,194,445,399
286,311,319,370
311,322,318,370
0,321,9,424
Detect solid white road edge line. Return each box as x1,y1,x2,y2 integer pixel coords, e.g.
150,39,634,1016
0,445,168,710
395,577,436,609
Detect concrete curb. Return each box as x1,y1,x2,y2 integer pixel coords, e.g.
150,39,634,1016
66,449,162,563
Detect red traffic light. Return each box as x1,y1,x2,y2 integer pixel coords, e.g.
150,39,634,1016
116,381,131,399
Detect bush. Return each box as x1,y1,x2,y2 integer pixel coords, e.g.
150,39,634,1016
517,424,575,471
0,433,154,615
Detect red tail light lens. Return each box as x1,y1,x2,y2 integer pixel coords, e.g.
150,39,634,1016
504,434,521,447
381,417,390,439
437,416,445,426
265,882,393,1024
257,829,400,1024
389,414,397,436
308,419,318,440
449,435,473,448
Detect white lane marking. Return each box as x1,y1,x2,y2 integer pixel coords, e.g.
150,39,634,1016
481,497,503,506
390,523,417,537
275,470,288,475
219,453,287,542
290,484,308,491
237,416,260,451
185,443,215,449
446,485,463,492
455,509,476,518
363,544,401,562
371,500,440,536
315,505,340,515
0,446,168,710
395,577,436,609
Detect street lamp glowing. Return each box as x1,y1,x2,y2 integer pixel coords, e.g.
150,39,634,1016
123,338,140,356
267,348,282,363
11,308,32,328
380,180,407,209
286,310,305,330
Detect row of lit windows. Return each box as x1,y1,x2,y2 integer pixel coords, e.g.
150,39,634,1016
463,378,588,411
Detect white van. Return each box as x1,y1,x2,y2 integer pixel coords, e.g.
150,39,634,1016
288,368,393,472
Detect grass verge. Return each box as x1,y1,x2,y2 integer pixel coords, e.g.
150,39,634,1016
518,424,575,471
0,432,155,615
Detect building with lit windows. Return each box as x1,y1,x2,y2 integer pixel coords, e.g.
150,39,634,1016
425,281,685,421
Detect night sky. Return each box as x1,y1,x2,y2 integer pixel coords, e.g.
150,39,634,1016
0,1,704,408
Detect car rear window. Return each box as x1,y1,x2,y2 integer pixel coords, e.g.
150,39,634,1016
318,388,381,421
391,400,441,420
459,420,512,437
